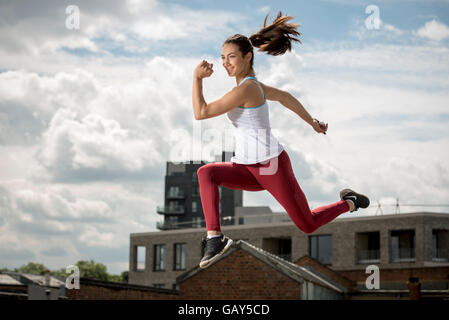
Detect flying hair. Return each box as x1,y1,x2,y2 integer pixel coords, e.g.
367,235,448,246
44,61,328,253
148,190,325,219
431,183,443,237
249,11,301,56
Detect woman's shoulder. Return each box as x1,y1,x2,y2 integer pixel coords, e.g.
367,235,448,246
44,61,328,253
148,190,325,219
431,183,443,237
238,79,263,93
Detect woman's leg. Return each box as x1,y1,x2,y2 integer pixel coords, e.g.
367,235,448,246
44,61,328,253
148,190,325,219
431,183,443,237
197,161,264,232
247,150,350,234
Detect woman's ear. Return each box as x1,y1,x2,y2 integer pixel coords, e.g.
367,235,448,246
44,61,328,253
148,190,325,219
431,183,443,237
244,51,253,63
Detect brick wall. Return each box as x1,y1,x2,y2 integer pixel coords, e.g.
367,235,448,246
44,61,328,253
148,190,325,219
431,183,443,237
66,278,179,300
295,256,355,290
337,266,449,283
0,284,27,293
179,249,301,300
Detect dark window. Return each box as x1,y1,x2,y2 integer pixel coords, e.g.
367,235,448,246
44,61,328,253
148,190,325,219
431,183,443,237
192,186,200,197
153,244,166,271
356,232,380,264
390,230,415,263
309,235,332,265
174,243,187,270
262,238,292,261
432,229,449,262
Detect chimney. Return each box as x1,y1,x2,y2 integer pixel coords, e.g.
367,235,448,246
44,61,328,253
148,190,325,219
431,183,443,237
406,277,421,300
44,269,51,287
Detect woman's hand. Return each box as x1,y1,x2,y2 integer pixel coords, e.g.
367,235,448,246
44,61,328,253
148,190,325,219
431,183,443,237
194,60,214,79
312,118,328,135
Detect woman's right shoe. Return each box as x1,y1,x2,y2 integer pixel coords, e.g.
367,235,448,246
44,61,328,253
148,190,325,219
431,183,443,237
340,189,370,212
199,234,233,269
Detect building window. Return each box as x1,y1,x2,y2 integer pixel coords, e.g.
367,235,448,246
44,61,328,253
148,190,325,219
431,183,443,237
309,235,332,265
390,230,415,263
153,244,166,271
168,186,183,197
174,243,187,270
153,283,165,289
135,246,146,271
192,201,197,213
192,185,200,197
432,229,449,262
167,216,178,229
192,216,202,228
262,238,292,261
356,232,380,264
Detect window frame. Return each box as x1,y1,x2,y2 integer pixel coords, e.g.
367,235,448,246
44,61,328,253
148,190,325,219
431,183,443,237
153,244,166,271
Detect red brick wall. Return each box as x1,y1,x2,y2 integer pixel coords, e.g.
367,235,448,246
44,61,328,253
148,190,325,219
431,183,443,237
295,256,355,290
0,284,27,293
337,267,449,283
179,250,301,300
66,283,179,300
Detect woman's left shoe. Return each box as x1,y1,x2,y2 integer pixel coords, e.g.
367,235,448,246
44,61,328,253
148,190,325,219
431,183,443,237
199,234,233,269
340,189,370,212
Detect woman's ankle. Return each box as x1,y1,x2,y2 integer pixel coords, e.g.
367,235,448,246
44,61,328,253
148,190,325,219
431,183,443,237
346,200,355,212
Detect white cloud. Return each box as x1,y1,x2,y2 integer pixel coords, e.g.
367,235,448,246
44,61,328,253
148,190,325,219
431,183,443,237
414,19,449,41
257,6,271,15
349,16,406,42
35,108,163,182
0,0,245,59
1,0,449,275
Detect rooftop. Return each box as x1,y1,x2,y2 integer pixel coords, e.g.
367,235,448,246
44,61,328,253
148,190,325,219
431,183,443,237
176,240,346,294
132,211,449,237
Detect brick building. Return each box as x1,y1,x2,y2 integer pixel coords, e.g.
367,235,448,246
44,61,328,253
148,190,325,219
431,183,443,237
157,151,241,230
177,240,345,300
129,212,449,298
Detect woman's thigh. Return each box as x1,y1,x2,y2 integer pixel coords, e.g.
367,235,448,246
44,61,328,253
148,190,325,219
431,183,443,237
246,151,311,213
197,161,265,192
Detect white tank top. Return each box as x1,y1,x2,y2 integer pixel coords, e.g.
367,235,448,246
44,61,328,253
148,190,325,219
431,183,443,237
226,76,284,164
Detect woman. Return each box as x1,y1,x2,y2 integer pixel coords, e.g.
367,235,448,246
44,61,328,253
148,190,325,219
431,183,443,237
192,12,369,269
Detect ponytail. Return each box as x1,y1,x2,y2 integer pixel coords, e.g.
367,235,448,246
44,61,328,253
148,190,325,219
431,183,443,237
249,11,301,56
222,12,301,70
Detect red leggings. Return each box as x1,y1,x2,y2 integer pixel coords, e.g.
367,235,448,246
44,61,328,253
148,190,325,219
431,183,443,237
197,150,349,234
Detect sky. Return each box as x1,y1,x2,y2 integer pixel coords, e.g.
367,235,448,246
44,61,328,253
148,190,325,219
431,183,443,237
0,0,449,275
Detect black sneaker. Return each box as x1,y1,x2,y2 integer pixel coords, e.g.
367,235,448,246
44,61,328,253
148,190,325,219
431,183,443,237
340,189,370,212
199,234,233,269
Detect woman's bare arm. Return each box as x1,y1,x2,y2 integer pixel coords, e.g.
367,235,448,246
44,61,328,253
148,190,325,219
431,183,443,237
260,82,327,134
192,60,246,120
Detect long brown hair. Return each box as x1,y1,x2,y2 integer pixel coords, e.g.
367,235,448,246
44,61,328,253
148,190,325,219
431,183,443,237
223,11,301,70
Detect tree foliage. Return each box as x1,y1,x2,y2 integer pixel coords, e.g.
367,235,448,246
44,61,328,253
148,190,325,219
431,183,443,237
2,261,127,283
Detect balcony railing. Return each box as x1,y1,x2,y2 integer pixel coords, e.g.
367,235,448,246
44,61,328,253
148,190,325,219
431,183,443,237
432,248,449,262
391,247,416,263
156,221,180,230
167,190,185,199
357,249,380,263
157,205,185,215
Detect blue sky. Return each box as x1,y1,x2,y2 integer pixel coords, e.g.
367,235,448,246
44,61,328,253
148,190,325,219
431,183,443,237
0,0,448,275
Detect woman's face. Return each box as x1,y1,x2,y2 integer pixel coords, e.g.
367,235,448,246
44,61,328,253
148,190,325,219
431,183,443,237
221,43,251,77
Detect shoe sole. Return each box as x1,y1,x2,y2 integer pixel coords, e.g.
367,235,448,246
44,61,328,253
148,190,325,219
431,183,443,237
340,189,370,209
199,239,233,269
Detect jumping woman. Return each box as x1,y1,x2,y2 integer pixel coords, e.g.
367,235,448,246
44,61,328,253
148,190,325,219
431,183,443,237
192,12,369,269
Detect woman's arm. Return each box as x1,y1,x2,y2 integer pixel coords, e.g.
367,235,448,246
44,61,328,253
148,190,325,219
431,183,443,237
192,60,246,120
260,82,328,134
